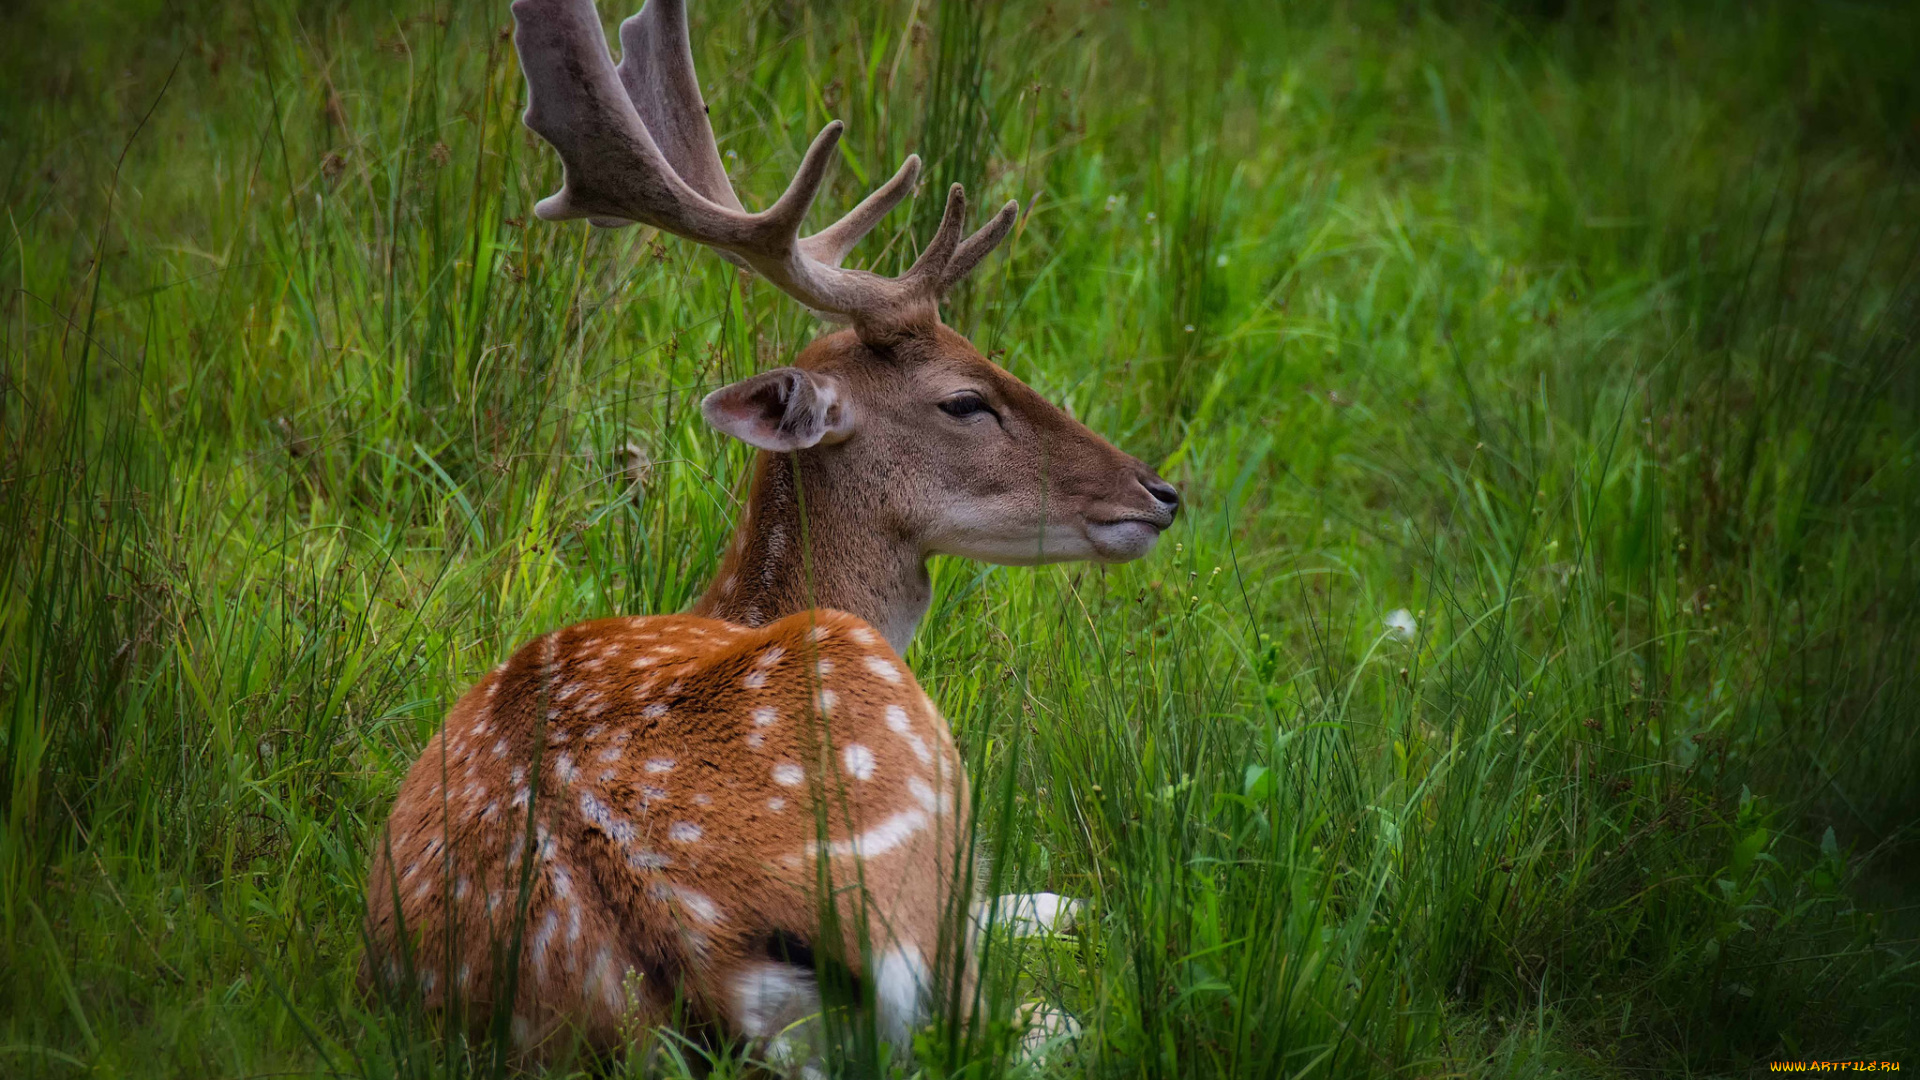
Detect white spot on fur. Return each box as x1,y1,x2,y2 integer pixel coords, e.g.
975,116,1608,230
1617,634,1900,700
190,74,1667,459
643,702,669,719
598,745,622,763
589,946,623,1012
640,784,668,802
885,704,911,732
908,776,938,811
663,884,721,924
628,849,671,870
842,744,877,780
692,793,711,806
767,797,786,812
808,809,929,859
580,790,637,844
669,821,703,844
753,706,778,727
532,911,558,975
554,753,576,785
811,626,831,643
905,732,932,764
864,656,903,683
849,627,878,646
756,645,786,668
742,670,767,690
492,739,508,757
772,763,804,787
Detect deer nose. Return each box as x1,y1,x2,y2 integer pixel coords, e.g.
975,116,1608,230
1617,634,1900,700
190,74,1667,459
1140,474,1181,517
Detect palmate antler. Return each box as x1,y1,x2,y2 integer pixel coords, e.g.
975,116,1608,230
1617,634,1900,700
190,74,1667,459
511,0,1018,329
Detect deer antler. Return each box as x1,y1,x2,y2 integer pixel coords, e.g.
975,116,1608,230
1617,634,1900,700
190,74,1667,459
511,0,1018,328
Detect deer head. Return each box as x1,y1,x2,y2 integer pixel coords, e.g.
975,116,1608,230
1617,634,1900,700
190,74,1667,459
514,0,1180,649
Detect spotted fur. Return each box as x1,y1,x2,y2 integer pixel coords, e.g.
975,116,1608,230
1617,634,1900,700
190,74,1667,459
361,610,968,1055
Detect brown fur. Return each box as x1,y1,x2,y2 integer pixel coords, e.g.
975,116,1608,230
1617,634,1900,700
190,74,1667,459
693,325,1177,645
362,610,967,1053
359,306,1177,1062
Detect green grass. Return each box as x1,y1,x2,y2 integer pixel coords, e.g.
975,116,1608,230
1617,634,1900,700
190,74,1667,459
4,0,1919,1075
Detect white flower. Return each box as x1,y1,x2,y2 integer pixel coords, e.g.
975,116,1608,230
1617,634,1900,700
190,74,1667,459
1384,609,1417,642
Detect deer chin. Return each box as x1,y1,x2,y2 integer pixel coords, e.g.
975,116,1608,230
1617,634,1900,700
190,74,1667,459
925,517,1101,566
1086,518,1164,562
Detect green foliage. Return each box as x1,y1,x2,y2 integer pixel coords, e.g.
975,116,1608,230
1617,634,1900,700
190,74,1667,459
2,0,1917,1076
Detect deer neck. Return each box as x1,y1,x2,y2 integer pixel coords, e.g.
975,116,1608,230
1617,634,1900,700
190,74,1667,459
689,450,930,654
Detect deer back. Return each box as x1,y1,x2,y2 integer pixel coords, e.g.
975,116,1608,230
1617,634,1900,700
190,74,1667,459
362,609,968,1051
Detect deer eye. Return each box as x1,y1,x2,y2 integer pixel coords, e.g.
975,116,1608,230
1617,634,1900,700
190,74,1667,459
938,393,993,420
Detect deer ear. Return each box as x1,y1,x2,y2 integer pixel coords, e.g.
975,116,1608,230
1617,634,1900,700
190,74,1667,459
701,368,857,452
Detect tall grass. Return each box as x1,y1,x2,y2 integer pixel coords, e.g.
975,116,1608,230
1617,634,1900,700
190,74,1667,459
2,0,1917,1075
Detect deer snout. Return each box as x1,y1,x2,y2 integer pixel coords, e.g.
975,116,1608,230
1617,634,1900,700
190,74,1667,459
1085,463,1180,563
1138,472,1181,519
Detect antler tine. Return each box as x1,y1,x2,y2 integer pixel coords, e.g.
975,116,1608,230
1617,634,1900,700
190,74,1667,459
939,199,1021,295
515,0,1018,331
756,121,845,246
799,154,923,268
903,184,972,285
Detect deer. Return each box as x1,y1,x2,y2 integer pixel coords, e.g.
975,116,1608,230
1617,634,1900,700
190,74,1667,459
359,0,1180,1067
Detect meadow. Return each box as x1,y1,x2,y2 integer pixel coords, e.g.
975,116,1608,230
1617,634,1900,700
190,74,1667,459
3,0,1918,1075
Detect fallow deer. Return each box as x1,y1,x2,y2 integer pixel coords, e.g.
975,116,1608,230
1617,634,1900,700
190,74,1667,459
360,0,1180,1066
